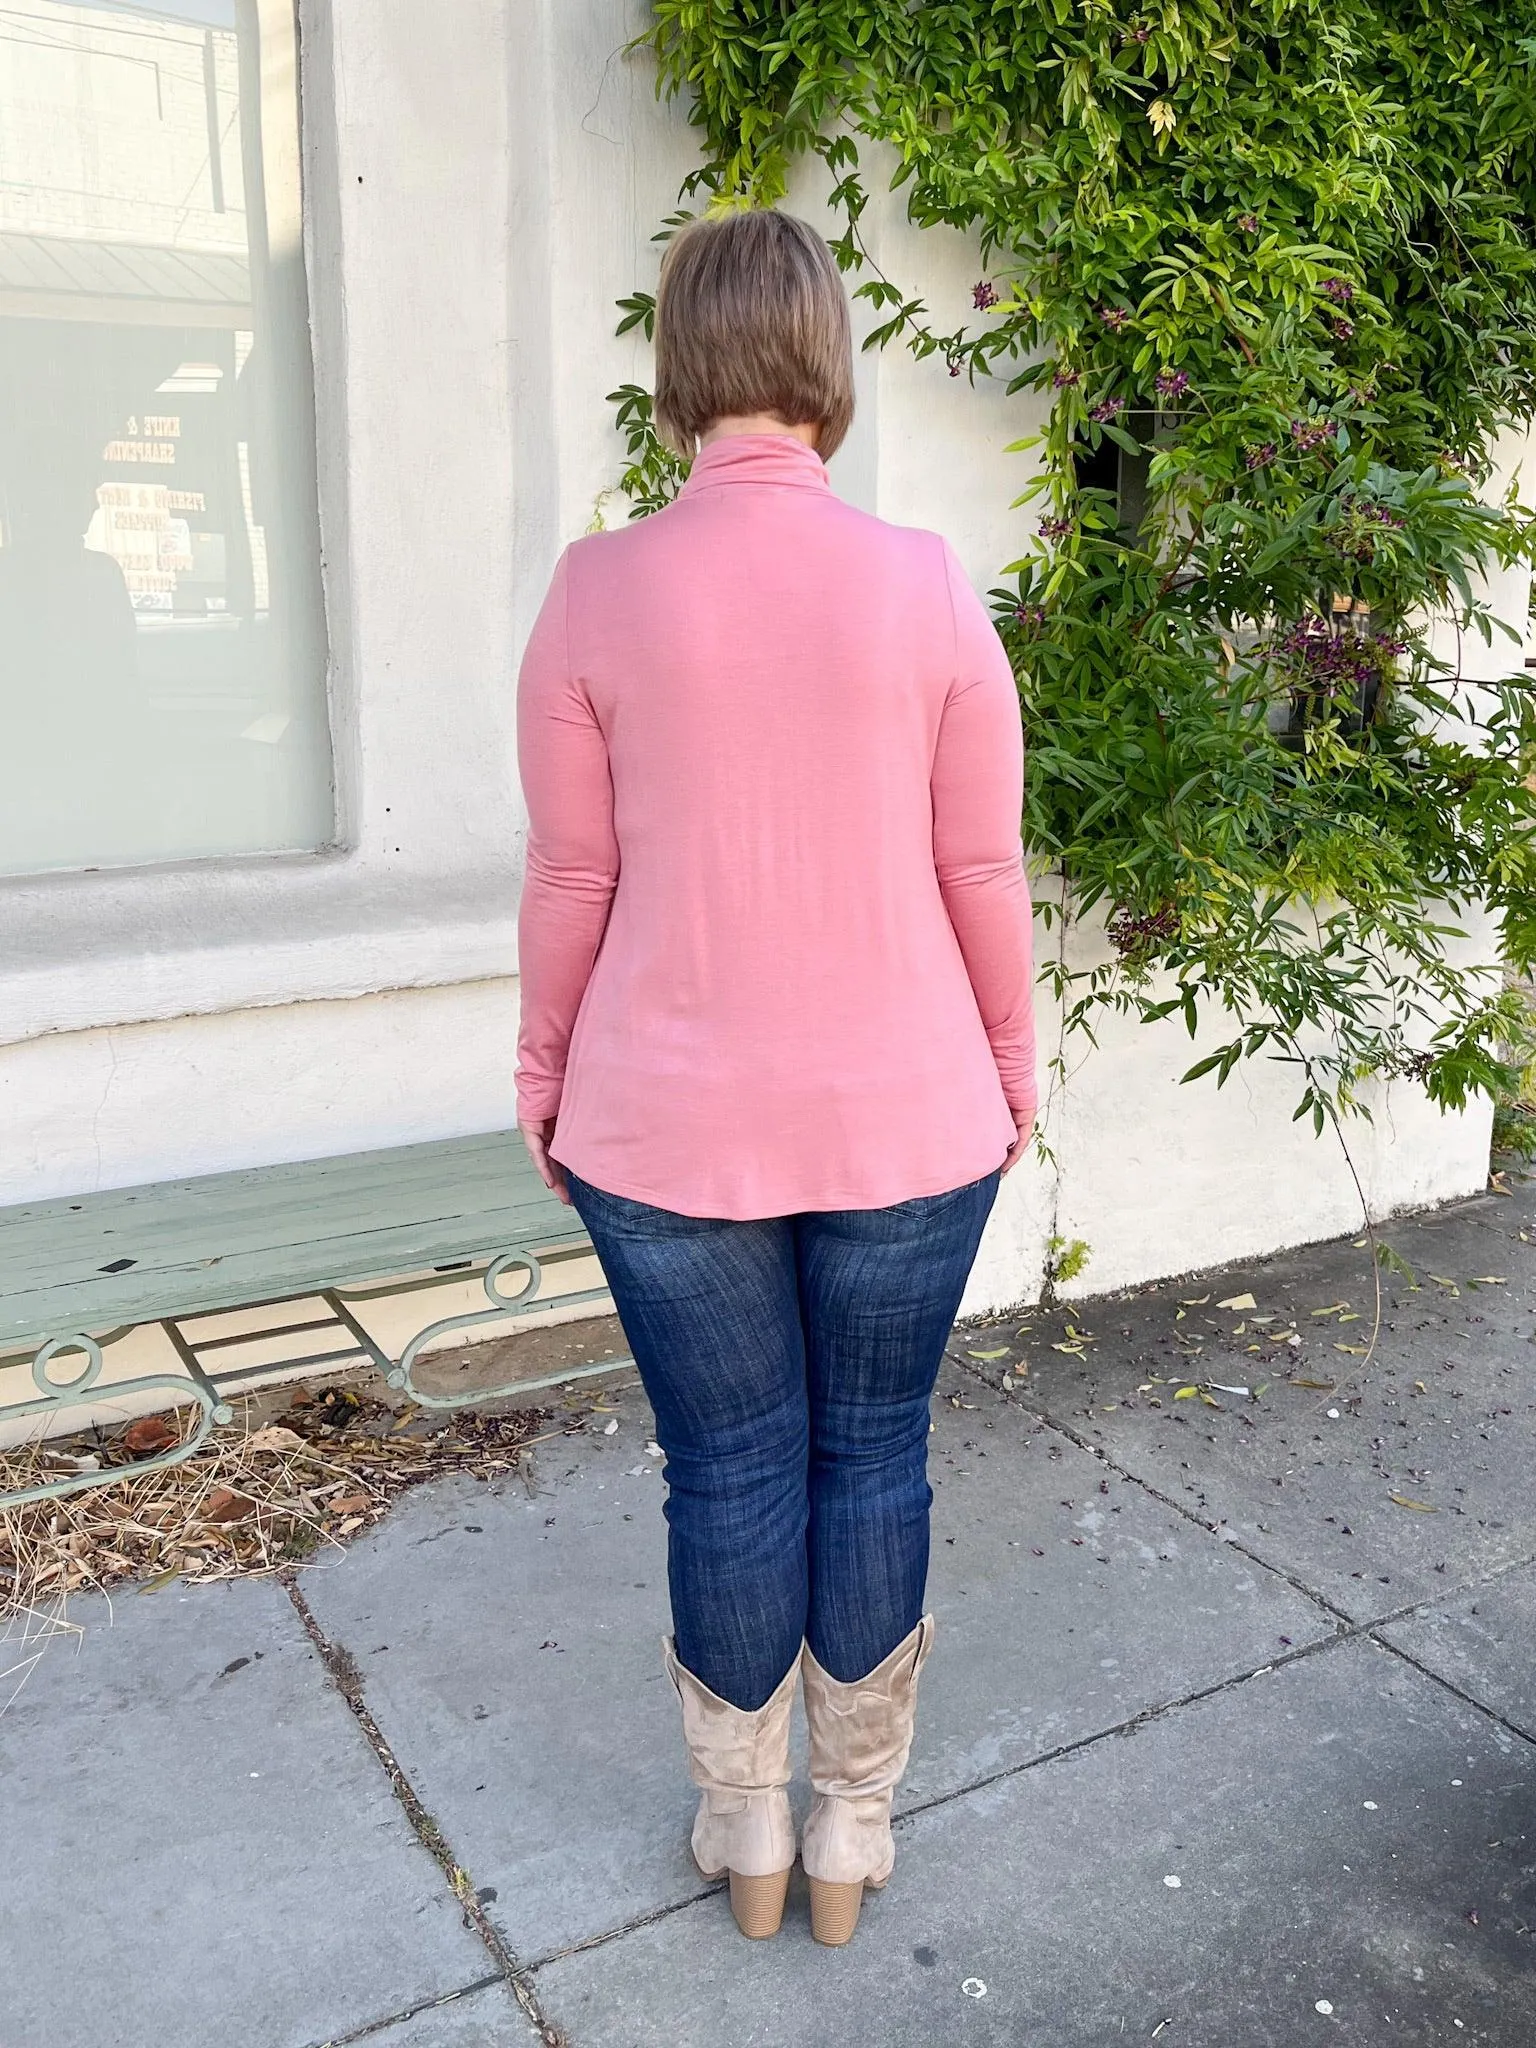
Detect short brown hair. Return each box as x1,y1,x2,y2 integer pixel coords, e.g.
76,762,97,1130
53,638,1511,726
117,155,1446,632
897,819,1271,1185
653,209,855,458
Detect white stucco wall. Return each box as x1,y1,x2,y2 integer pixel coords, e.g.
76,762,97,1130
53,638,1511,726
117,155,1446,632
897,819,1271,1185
0,0,1520,1317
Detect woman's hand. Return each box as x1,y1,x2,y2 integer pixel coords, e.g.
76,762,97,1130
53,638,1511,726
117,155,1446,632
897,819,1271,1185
1001,1110,1035,1176
519,1117,571,1204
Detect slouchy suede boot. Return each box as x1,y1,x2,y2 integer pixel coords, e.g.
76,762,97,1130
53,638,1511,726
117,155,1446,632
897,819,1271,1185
663,1638,799,1938
800,1615,936,1945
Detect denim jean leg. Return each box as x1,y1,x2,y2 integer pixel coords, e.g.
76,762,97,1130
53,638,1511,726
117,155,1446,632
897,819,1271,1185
566,1172,810,1712
797,1172,1000,1683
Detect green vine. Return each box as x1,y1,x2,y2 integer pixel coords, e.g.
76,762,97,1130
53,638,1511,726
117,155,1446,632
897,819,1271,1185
610,0,1536,1133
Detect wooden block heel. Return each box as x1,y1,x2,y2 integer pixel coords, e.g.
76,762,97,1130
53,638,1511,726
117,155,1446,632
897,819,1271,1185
728,1867,791,1939
808,1876,866,1946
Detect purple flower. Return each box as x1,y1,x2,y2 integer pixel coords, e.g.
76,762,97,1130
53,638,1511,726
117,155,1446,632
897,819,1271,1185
1336,502,1406,558
1090,395,1126,422
1322,278,1354,303
949,361,962,377
1290,417,1338,454
1107,904,1181,957
1038,515,1074,541
1052,365,1081,388
1329,316,1355,342
1155,368,1190,399
1098,305,1131,331
1123,23,1152,42
1237,212,1260,233
972,279,999,312
1245,442,1277,469
1276,617,1404,695
1013,602,1046,630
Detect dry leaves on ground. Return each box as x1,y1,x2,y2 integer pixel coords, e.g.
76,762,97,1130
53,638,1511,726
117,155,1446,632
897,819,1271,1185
0,1383,580,1626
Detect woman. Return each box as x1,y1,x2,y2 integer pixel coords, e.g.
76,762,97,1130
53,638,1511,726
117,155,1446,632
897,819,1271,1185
516,208,1036,1946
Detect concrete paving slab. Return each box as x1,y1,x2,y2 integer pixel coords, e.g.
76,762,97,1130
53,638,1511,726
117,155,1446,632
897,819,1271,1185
0,1577,488,2048
340,1981,539,2046
1378,1562,1536,1742
914,1368,1332,1800
301,1365,1332,1965
535,1637,1536,2048
298,1373,686,1968
961,1189,1536,1620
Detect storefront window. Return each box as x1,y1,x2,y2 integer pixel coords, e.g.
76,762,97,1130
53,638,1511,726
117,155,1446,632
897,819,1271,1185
0,0,331,875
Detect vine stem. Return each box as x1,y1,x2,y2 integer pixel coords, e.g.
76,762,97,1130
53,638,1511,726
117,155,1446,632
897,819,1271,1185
1035,881,1077,1307
1281,1029,1387,1414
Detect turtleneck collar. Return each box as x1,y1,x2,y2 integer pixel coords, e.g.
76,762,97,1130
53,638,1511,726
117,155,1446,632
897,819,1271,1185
680,432,831,497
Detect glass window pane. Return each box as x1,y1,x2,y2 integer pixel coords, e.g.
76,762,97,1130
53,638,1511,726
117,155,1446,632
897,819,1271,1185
0,0,331,875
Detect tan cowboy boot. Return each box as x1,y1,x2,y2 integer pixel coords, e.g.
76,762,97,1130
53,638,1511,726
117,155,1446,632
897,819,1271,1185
663,1637,798,1938
800,1615,935,1945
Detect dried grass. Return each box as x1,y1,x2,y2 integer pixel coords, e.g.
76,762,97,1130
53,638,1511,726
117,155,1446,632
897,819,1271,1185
0,1382,578,1651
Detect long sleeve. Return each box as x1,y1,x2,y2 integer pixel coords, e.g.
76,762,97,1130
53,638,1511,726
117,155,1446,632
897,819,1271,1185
515,548,620,1124
933,542,1038,1129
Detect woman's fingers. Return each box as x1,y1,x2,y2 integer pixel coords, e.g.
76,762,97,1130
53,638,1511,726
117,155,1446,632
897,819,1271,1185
519,1119,573,1205
1001,1115,1035,1175
517,1121,550,1183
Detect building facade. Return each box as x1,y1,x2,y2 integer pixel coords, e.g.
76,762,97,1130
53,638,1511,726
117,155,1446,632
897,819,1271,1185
0,0,1520,1320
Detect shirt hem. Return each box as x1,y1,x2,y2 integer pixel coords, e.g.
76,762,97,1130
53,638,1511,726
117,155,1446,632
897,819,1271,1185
548,1148,1012,1221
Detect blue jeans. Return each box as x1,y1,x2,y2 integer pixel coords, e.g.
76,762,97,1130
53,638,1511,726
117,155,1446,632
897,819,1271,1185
566,1170,1000,1711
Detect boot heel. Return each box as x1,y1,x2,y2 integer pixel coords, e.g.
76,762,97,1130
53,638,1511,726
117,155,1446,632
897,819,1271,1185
808,1876,865,1946
729,1867,790,1939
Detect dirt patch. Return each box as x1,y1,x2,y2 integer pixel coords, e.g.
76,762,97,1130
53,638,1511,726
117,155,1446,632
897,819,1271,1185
0,1349,638,1637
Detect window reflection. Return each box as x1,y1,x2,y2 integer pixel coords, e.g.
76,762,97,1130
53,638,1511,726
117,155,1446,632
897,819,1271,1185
0,0,331,876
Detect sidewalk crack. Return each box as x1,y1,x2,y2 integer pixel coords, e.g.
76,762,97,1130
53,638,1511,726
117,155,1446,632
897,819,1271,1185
305,1976,504,2048
526,1881,722,1974
895,1625,1357,1829
283,1575,568,2048
897,1610,1536,1837
951,1357,1356,1625
1368,1622,1536,1750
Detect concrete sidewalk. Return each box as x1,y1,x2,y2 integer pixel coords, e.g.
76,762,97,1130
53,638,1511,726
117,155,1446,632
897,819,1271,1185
4,1184,1534,2047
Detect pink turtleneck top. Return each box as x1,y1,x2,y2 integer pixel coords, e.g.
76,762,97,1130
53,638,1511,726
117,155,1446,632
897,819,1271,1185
515,433,1037,1219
